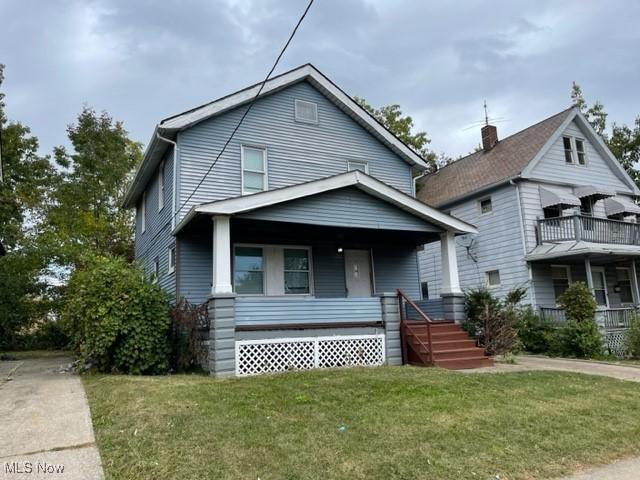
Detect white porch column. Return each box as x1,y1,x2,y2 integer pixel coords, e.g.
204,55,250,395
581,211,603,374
212,215,233,295
584,256,594,294
632,259,640,304
440,231,462,295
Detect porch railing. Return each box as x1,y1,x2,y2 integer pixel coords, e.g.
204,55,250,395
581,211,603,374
540,306,639,329
397,289,435,365
537,214,640,246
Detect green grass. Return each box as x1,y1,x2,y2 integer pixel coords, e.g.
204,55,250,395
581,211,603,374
83,367,640,480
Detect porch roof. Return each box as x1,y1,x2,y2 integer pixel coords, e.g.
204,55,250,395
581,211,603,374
174,171,478,236
526,241,640,262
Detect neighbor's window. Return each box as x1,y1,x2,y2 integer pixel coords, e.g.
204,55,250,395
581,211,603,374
616,267,634,304
551,265,571,302
168,245,176,274
543,206,562,219
140,190,147,233
283,248,311,294
242,146,267,194
158,161,165,211
563,136,574,163
347,160,369,173
479,197,493,215
152,256,160,283
575,138,586,165
485,270,500,288
234,246,264,294
294,99,318,124
421,281,429,300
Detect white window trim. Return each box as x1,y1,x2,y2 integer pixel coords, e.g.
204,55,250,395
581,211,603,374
485,270,500,288
158,161,165,211
574,137,588,166
241,145,268,195
168,245,176,274
141,190,146,233
233,243,314,297
478,196,493,215
294,98,319,124
616,267,635,304
591,266,610,308
347,160,369,174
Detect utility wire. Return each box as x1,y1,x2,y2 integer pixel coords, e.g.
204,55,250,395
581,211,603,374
173,0,315,222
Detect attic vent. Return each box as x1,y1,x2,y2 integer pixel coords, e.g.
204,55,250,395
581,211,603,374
295,99,318,124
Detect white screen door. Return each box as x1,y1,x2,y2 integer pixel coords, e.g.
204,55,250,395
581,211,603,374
344,249,373,297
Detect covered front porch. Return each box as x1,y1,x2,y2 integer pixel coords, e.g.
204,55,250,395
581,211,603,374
174,172,476,376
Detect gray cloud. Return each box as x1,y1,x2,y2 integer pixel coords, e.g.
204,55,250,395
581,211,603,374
1,0,639,158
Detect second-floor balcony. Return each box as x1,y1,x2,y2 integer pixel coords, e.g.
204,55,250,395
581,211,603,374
537,214,640,246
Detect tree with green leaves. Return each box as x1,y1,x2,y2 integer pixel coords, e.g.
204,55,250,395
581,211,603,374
571,82,640,186
43,107,142,267
355,97,440,172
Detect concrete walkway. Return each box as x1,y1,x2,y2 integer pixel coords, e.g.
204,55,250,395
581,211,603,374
0,356,104,479
558,457,640,479
514,355,640,383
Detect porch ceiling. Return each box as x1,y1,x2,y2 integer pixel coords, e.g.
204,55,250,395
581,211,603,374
526,241,640,262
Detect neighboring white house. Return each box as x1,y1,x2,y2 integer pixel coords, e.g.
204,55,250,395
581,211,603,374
417,107,640,342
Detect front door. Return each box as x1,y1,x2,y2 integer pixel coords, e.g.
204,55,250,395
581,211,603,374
344,249,373,297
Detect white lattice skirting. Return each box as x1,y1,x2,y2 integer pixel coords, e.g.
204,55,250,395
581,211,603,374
603,328,627,357
235,334,386,376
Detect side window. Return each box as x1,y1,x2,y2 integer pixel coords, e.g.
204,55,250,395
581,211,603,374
479,197,492,215
241,146,267,194
485,270,500,288
168,245,176,274
563,136,574,163
575,139,586,165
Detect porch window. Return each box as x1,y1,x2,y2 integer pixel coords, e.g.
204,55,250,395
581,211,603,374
234,247,264,294
575,139,586,165
616,267,634,304
242,146,267,194
563,136,574,163
551,265,571,302
592,267,609,307
485,270,500,288
283,248,310,294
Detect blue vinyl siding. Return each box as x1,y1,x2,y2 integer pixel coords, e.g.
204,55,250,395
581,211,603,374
177,232,211,304
175,81,414,222
374,245,421,298
239,187,438,232
235,297,382,326
419,184,530,302
414,299,444,319
134,149,176,298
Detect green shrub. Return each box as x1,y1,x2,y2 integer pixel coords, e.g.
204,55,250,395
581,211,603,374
14,321,70,350
558,282,596,323
463,288,500,337
62,255,170,374
515,306,555,354
554,320,603,358
624,315,640,359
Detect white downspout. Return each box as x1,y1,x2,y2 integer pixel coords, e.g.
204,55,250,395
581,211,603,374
511,179,536,307
156,131,178,230
412,170,428,197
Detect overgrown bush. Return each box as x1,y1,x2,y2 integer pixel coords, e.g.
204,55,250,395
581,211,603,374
554,282,602,358
13,320,70,350
624,315,640,359
170,298,209,372
61,255,170,374
463,287,526,355
515,306,555,354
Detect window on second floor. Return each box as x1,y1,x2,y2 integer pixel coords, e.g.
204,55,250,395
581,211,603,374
543,206,562,219
241,145,267,195
479,197,493,215
158,162,165,211
575,138,587,165
563,136,574,163
580,197,593,216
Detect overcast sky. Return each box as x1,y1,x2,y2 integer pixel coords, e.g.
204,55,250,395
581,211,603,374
1,0,639,159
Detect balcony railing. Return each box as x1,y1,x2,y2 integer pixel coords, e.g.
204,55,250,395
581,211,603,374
537,214,640,246
540,306,639,329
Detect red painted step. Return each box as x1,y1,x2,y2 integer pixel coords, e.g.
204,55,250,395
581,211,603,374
434,356,494,369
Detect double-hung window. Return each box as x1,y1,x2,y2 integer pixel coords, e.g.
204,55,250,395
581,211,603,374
284,248,310,294
242,146,267,194
563,136,574,163
575,138,586,165
616,267,634,304
479,197,493,215
551,265,571,303
234,247,265,294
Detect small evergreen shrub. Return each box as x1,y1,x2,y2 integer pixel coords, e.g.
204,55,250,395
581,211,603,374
62,255,170,374
557,282,596,324
515,306,555,354
624,315,640,359
554,282,602,358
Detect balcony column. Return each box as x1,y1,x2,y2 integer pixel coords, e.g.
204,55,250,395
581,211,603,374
212,215,233,295
440,231,465,323
632,259,640,304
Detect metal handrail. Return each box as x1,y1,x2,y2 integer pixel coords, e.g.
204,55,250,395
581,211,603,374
397,289,435,365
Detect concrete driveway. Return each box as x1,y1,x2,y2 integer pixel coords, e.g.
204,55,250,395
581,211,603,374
0,355,104,479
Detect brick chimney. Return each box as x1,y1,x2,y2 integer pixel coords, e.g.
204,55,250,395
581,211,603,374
481,124,498,152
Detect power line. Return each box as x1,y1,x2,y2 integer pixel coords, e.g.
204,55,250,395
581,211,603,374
174,0,315,222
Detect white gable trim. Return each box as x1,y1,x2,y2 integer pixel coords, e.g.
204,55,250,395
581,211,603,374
521,108,640,194
173,171,477,236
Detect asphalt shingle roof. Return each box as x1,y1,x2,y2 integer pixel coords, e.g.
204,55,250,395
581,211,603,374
417,107,575,208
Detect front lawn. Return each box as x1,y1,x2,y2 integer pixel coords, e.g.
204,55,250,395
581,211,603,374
84,367,640,480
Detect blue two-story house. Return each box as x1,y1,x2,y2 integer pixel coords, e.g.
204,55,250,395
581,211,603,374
123,64,486,376
418,107,640,349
